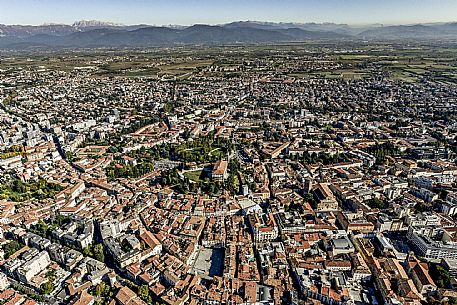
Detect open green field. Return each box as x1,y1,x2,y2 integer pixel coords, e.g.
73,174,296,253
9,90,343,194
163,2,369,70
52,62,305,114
176,146,226,164
183,170,204,182
97,59,213,78
2,43,457,84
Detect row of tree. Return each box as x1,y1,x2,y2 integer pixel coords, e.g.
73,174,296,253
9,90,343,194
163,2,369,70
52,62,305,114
82,243,106,262
0,179,64,202
298,151,349,165
364,142,401,164
2,240,24,258
160,160,240,196
128,132,234,165
105,161,155,181
0,145,24,160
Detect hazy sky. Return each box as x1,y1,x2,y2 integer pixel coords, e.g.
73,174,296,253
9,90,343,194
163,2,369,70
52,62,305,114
1,0,456,26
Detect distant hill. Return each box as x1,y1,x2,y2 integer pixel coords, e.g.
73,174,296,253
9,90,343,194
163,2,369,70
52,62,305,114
72,20,124,28
0,20,456,49
71,20,148,32
0,23,348,48
0,24,76,38
223,21,356,34
358,24,457,39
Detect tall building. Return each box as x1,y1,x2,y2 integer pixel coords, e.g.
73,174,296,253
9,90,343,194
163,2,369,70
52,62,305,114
407,226,457,260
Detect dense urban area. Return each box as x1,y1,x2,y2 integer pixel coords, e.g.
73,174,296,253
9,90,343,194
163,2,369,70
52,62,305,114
0,42,457,305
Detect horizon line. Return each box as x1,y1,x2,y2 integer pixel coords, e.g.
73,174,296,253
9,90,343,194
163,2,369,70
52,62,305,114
1,19,457,28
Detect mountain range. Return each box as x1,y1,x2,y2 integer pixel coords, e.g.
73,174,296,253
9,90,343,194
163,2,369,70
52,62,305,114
1,20,456,49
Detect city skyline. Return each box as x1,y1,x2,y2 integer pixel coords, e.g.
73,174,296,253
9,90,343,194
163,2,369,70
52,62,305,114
1,0,457,26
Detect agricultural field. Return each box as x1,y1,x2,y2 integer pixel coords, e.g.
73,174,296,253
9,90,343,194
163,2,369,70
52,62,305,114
1,42,457,84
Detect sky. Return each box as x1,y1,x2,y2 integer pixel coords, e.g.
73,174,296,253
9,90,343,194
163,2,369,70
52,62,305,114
1,0,457,26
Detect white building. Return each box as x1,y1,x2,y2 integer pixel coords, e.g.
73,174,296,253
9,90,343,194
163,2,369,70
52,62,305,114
16,251,51,284
0,273,9,290
405,212,440,227
407,226,457,261
248,212,279,243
